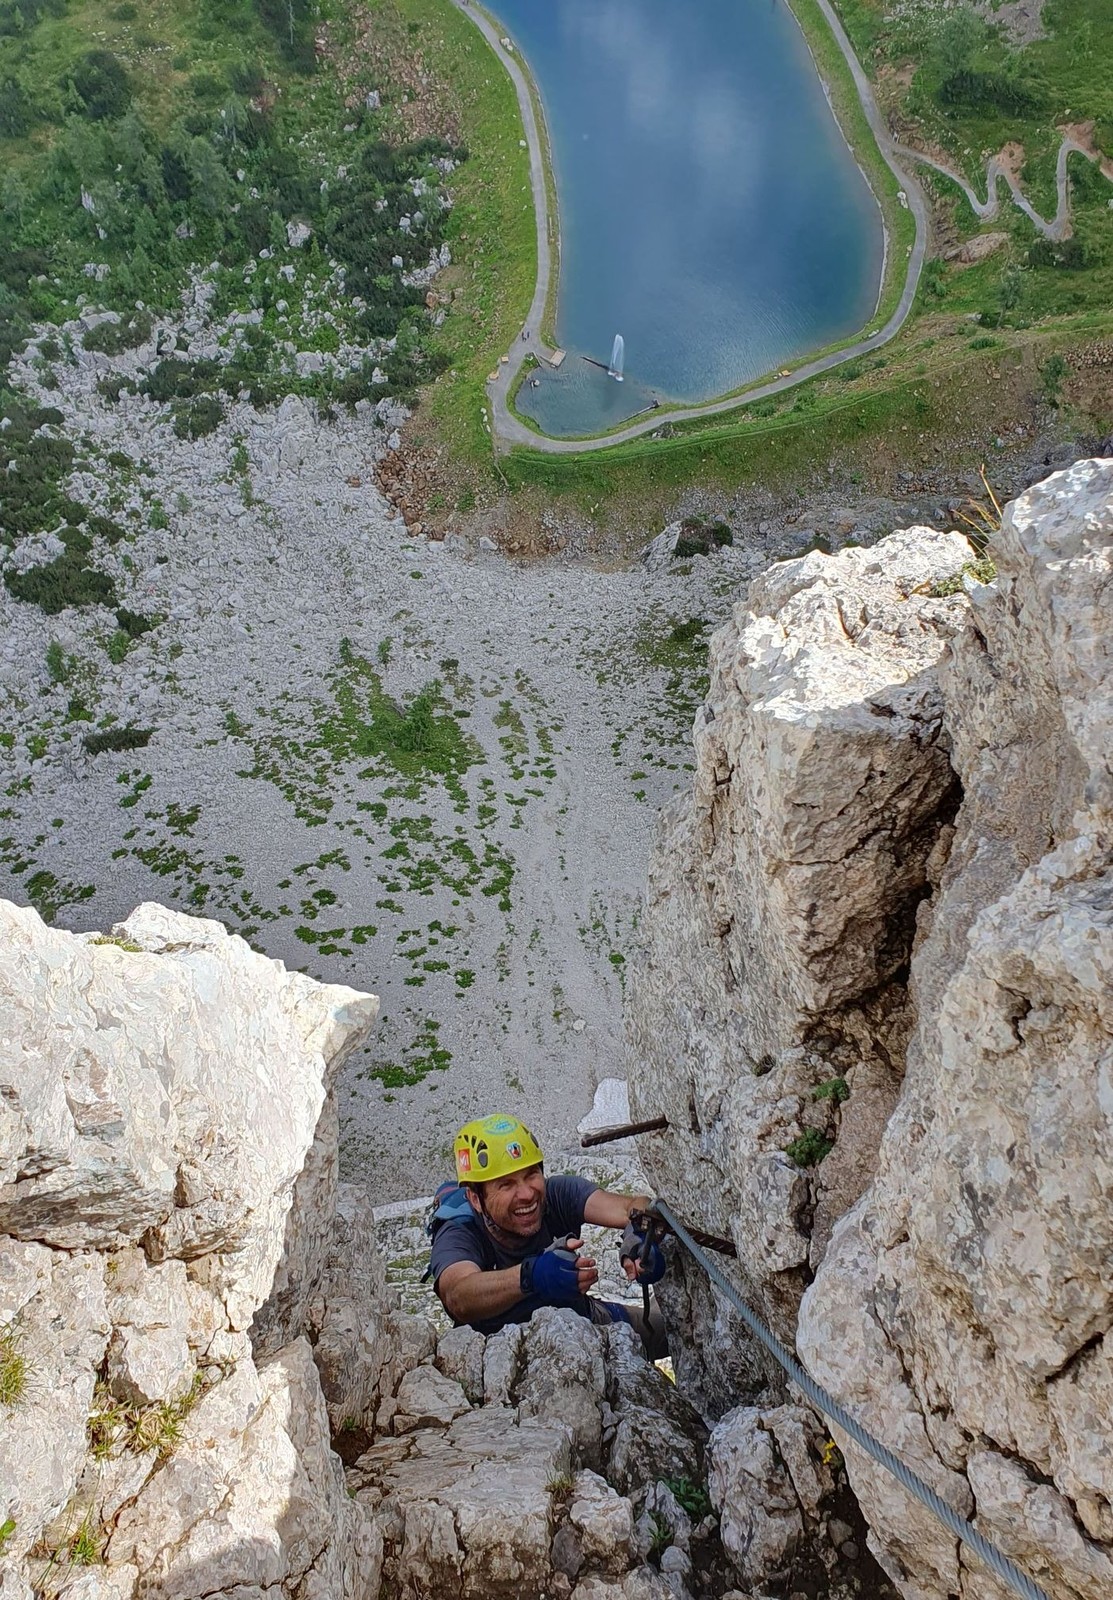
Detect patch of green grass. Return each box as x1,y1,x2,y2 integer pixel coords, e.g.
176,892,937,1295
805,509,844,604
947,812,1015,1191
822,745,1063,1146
324,638,483,794
45,638,74,684
370,1013,452,1087
929,556,997,596
69,1512,100,1565
87,1371,204,1462
0,1324,28,1406
20,868,96,924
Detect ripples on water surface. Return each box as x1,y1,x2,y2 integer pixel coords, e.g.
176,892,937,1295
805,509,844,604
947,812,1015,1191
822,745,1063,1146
498,0,885,437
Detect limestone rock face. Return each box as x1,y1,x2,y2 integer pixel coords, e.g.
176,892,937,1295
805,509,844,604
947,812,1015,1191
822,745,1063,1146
108,1339,379,1598
0,1241,109,1561
568,1470,636,1575
627,458,1113,1599
0,901,374,1313
605,1322,706,1495
308,1182,423,1431
797,461,1113,1597
0,900,387,1600
628,526,970,1398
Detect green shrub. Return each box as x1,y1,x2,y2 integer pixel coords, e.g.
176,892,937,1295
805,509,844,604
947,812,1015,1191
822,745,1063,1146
0,74,42,139
813,1076,849,1105
69,49,132,120
45,639,72,684
937,66,1044,116
172,394,224,438
96,374,136,404
115,606,157,640
1039,353,1069,405
82,310,154,355
785,1129,833,1168
4,529,117,614
141,357,221,403
673,517,733,559
83,725,153,755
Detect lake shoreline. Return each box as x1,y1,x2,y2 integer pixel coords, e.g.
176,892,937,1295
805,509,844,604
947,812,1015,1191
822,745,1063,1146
457,0,924,449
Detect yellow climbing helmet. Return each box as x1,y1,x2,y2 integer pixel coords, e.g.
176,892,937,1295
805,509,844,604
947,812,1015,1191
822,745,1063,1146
454,1114,544,1183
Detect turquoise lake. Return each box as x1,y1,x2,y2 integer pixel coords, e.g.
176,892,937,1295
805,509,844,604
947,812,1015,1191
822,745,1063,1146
496,0,885,437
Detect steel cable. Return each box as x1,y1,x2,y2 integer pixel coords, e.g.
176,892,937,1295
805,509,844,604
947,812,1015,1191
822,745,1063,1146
655,1199,1050,1600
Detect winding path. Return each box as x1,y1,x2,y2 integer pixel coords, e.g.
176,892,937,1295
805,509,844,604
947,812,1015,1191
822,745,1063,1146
897,133,1113,242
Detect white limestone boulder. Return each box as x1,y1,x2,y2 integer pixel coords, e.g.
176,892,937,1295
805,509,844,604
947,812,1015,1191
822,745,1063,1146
568,1469,636,1575
518,1306,607,1469
109,1339,380,1598
0,901,377,1334
363,1404,573,1599
626,525,972,1398
436,1323,487,1406
104,1250,194,1406
708,1404,835,1592
393,1364,472,1432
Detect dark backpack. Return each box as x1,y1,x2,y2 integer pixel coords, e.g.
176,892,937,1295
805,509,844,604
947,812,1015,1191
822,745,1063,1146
423,1179,475,1280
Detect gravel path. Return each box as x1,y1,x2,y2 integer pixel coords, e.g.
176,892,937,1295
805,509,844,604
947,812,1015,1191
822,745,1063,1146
463,0,930,453
0,328,785,1202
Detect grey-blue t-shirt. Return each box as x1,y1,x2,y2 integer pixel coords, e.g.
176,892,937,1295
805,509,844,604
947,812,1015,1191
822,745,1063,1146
430,1173,598,1335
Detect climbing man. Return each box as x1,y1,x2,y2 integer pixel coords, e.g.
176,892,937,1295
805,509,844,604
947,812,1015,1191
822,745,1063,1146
431,1114,667,1357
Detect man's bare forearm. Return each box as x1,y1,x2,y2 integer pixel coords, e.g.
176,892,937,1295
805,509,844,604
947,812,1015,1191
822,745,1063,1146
582,1189,651,1229
439,1263,523,1322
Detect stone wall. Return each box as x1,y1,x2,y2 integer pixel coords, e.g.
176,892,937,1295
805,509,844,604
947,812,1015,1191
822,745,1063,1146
628,460,1113,1598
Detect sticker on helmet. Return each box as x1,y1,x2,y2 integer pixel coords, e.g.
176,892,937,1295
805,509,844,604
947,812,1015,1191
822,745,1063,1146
457,1149,471,1172
477,1149,489,1167
484,1116,516,1133
506,1140,523,1161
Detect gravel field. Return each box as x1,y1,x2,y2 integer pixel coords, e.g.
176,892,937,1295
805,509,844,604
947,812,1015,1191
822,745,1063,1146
0,319,790,1200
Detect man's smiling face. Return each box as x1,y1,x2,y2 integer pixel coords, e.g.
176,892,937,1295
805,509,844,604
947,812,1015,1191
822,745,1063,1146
469,1165,546,1238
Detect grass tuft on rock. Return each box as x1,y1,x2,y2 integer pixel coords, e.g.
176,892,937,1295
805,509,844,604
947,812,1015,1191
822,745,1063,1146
0,1324,28,1406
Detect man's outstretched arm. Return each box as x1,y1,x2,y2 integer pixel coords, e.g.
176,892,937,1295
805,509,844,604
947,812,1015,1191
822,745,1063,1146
582,1188,651,1229
436,1259,529,1323
437,1247,599,1323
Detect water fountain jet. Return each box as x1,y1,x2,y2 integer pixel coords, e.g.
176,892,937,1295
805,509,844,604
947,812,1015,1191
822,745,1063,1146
607,333,625,381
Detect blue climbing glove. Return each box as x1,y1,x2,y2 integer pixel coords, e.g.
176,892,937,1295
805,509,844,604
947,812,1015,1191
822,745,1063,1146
520,1239,582,1303
620,1221,666,1285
